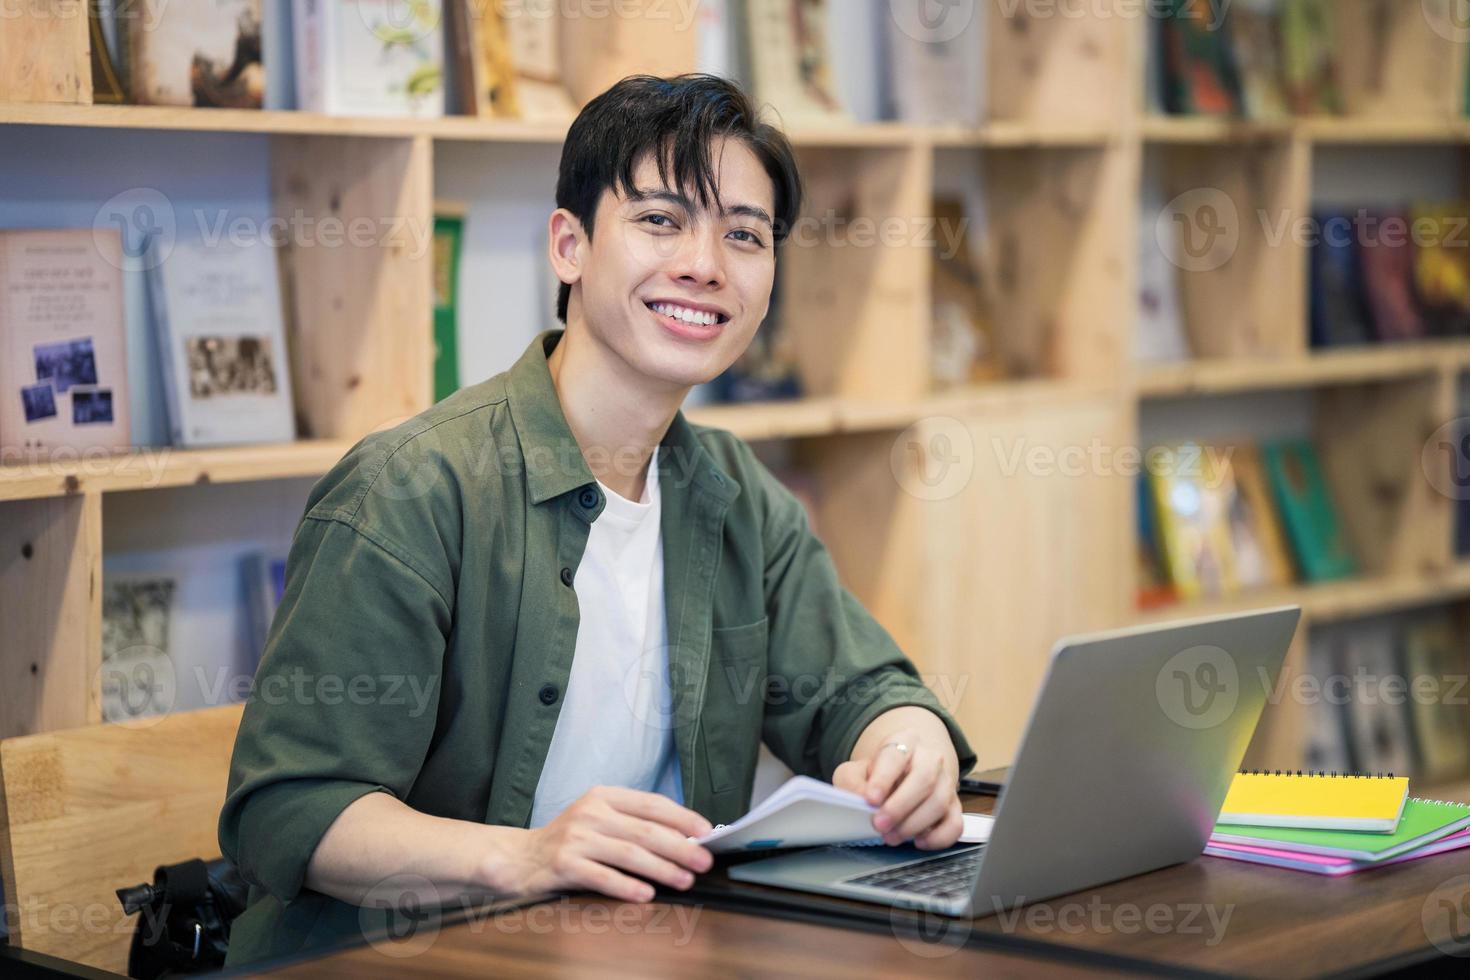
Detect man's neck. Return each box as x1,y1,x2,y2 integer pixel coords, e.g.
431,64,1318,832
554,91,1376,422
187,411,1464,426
545,323,688,502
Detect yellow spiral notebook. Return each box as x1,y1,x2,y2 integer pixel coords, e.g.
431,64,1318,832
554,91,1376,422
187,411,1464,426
1219,771,1410,832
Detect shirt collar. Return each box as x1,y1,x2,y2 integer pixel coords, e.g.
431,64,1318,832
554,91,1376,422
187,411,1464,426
506,329,739,507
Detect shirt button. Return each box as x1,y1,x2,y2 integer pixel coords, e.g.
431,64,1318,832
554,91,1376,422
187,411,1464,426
578,487,599,510
560,566,574,587
538,684,559,705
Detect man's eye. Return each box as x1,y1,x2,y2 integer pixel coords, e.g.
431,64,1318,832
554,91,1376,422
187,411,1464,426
642,214,676,228
729,229,766,247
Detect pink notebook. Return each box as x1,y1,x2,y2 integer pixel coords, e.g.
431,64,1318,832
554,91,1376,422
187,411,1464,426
1205,829,1470,876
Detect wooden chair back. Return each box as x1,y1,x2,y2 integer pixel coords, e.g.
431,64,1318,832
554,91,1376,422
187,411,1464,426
0,704,244,973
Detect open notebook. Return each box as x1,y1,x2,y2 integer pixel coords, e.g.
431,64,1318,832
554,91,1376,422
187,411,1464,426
694,775,993,854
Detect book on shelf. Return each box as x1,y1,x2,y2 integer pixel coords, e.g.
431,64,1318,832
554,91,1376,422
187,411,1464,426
885,0,984,126
129,0,265,108
1136,474,1177,610
1147,442,1238,601
1308,211,1374,348
1303,627,1355,773
447,0,516,117
0,229,132,458
1228,0,1289,121
1221,444,1294,591
293,0,444,117
1341,620,1417,776
696,0,739,79
1261,438,1357,582
1410,203,1470,338
432,203,465,403
242,550,290,672
1358,211,1427,341
1137,175,1191,363
90,0,129,104
100,575,178,724
144,234,297,448
1403,615,1470,782
1280,0,1340,114
741,0,846,123
929,197,998,388
503,2,576,120
1158,0,1242,116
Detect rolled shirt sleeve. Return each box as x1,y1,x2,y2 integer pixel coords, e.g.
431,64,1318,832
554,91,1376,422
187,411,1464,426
218,512,452,906
752,464,978,783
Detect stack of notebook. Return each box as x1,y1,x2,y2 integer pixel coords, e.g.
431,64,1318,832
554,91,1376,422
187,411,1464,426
1205,771,1470,876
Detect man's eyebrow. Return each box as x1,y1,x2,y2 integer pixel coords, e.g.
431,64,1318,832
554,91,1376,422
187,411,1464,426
627,188,773,228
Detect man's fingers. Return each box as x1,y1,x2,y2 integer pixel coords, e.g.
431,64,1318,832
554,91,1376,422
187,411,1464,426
863,738,914,805
565,856,658,903
598,786,713,838
914,801,965,850
832,759,870,795
586,833,698,893
600,811,713,874
891,783,954,844
875,748,943,834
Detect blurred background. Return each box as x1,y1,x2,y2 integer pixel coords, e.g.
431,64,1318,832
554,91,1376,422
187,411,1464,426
4,0,1470,890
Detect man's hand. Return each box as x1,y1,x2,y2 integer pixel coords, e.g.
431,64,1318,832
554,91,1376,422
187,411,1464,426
513,786,715,903
833,709,964,850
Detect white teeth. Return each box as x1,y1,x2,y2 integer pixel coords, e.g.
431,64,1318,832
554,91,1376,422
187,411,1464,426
651,302,720,326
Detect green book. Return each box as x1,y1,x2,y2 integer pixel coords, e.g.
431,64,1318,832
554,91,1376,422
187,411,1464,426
1213,798,1470,862
1261,439,1356,582
432,210,464,404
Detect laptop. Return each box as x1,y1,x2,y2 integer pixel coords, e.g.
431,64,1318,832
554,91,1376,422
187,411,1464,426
729,607,1301,917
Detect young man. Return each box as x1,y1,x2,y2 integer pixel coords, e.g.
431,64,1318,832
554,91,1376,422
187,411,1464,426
219,74,976,966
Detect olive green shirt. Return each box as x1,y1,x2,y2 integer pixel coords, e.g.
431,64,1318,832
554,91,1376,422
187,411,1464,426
218,329,977,967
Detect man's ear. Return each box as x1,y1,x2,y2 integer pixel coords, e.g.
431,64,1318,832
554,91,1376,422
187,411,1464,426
548,208,586,287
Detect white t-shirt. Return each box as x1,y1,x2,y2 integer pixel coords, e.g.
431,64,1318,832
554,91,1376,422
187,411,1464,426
529,451,683,828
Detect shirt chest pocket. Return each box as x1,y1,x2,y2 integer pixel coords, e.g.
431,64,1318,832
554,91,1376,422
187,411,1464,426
700,617,768,795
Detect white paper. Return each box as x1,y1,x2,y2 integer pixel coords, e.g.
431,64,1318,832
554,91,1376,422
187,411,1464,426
695,776,882,853
693,776,996,854
960,813,994,844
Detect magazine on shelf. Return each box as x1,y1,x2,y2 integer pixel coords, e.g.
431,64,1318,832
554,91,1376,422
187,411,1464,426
145,234,296,448
0,229,132,457
293,0,445,117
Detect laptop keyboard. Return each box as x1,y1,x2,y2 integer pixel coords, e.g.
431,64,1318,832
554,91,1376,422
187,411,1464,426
844,846,984,900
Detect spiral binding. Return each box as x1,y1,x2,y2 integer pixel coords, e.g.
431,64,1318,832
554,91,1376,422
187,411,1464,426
1409,797,1470,808
1237,769,1398,779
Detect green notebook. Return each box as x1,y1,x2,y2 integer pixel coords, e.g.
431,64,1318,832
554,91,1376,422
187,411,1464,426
1213,798,1470,862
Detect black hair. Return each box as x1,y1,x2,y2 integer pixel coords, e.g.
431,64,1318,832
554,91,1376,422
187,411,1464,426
553,73,804,323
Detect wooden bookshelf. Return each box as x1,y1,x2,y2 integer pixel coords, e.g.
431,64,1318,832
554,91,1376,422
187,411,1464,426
1,3,1469,791
1143,115,1470,146
1137,567,1470,629
1137,343,1470,398
0,101,1122,150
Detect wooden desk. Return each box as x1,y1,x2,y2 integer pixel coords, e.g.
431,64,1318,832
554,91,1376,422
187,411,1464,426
254,795,1470,978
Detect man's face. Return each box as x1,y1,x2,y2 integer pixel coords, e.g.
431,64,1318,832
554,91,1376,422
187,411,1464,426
568,137,779,389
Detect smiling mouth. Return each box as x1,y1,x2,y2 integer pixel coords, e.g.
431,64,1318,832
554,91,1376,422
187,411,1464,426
645,300,730,327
